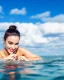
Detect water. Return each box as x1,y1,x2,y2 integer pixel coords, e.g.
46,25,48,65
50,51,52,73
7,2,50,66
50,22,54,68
0,56,64,80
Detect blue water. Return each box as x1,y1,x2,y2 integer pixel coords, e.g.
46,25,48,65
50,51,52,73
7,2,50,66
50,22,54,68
0,56,64,80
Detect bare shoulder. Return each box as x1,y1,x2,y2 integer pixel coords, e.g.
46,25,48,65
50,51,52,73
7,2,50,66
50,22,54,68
18,47,33,55
18,47,24,50
18,47,27,55
18,47,27,52
0,50,4,58
0,50,4,53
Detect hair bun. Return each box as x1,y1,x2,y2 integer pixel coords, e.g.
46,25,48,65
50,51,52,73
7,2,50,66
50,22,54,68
9,25,17,30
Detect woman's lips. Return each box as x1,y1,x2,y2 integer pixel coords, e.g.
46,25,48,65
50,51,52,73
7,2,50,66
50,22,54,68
9,49,15,52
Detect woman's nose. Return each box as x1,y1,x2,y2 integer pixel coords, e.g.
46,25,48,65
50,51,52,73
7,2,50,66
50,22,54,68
12,45,15,49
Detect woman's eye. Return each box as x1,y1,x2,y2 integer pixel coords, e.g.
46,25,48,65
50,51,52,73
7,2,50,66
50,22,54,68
15,43,19,45
9,43,13,45
8,42,13,45
8,41,19,45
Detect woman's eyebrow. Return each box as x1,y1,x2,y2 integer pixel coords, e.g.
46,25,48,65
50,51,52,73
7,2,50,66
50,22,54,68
15,42,19,44
8,41,13,43
8,41,19,44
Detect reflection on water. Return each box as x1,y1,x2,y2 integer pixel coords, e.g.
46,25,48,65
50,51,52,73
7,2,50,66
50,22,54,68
0,60,43,80
0,56,64,80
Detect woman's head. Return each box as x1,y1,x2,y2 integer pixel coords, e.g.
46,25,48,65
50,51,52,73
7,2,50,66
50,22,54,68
4,25,20,41
4,25,20,54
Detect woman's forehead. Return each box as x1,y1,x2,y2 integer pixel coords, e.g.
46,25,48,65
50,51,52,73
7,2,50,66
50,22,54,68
6,36,20,42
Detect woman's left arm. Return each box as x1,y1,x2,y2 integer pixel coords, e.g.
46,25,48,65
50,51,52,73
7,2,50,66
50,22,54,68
19,48,42,61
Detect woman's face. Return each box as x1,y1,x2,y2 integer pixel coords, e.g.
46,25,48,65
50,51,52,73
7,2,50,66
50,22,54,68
4,35,20,54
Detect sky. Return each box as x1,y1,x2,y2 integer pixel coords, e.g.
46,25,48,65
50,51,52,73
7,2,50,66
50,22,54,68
0,0,64,56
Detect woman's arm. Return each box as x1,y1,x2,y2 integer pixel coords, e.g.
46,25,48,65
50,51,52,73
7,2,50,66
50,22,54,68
19,47,42,61
0,51,3,59
0,54,2,59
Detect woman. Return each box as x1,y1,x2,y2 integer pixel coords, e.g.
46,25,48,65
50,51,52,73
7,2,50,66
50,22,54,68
0,25,42,61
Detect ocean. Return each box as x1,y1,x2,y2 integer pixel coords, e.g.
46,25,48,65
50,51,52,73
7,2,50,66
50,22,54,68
0,56,64,80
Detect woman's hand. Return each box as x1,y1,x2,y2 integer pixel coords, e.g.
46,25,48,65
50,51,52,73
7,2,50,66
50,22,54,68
18,56,29,61
4,54,18,60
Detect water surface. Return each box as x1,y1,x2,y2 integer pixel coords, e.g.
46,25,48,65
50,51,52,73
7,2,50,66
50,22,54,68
0,56,64,80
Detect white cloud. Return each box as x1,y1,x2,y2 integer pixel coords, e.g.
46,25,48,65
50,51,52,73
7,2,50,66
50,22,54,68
15,22,48,45
0,6,4,19
0,6,3,13
0,6,4,14
0,22,15,30
30,11,50,19
30,11,64,23
10,7,27,15
47,37,59,43
38,22,64,34
42,14,64,23
0,22,64,46
0,22,49,46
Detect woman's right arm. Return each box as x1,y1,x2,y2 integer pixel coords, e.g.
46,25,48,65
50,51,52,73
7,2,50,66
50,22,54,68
4,54,18,60
0,53,3,59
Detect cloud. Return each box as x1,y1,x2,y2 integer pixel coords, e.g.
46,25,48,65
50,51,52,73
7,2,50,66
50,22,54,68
10,7,27,15
0,6,3,13
0,6,4,19
30,11,50,19
38,22,64,34
0,22,64,47
0,23,14,30
0,6,4,14
30,11,64,23
15,22,49,46
0,22,49,46
42,14,64,23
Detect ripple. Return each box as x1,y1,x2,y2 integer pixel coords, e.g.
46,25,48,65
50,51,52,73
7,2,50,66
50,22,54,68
53,76,64,80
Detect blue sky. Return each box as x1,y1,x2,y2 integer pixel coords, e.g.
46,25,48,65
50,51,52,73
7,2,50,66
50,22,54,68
0,0,64,56
0,0,64,23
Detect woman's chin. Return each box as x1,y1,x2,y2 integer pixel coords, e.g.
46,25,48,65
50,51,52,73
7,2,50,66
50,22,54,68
8,51,13,54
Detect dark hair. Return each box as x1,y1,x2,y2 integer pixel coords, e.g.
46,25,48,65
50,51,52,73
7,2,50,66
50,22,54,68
4,25,20,41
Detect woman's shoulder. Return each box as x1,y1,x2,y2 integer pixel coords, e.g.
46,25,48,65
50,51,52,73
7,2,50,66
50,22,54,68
18,47,27,55
18,47,26,51
0,50,4,53
0,50,4,58
17,47,25,55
